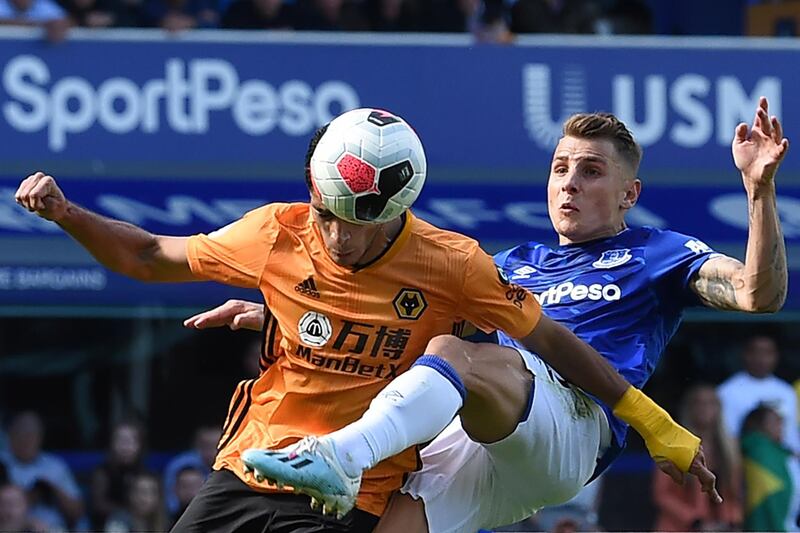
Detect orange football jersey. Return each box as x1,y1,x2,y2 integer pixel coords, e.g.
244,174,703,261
186,202,541,516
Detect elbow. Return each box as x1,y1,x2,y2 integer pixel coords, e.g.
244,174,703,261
741,293,786,314
128,239,166,282
754,302,784,314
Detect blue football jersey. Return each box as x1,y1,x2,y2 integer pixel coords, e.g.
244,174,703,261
494,226,720,460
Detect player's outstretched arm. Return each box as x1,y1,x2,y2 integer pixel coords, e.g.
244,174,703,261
690,96,788,313
15,172,196,282
521,315,628,406
184,299,265,331
520,316,714,488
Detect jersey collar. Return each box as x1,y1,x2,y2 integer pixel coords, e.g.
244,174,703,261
351,212,413,272
309,210,413,273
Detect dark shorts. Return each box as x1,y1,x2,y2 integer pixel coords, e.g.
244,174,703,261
171,469,380,533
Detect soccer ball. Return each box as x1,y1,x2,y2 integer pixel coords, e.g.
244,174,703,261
310,108,427,224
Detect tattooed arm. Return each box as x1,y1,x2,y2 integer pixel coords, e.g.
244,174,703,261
690,97,788,313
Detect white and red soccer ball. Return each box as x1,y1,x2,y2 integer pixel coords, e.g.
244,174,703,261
309,108,427,224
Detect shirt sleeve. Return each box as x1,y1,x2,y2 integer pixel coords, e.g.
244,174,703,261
458,245,541,339
46,456,81,498
186,205,280,289
30,0,65,21
0,0,13,18
646,228,723,307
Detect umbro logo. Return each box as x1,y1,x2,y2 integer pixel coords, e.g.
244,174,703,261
294,277,320,299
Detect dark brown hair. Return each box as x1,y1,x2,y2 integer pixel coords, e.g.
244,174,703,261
304,124,330,191
563,113,643,175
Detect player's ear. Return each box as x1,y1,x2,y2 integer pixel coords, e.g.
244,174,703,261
621,177,641,209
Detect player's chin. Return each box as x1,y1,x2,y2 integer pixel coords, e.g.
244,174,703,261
556,220,583,239
330,251,359,266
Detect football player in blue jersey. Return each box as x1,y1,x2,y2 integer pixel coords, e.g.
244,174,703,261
186,97,787,533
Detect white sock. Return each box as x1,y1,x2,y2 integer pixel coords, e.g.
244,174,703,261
325,360,465,478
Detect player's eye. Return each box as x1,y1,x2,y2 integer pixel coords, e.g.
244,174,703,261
552,165,568,175
585,167,602,177
315,208,335,220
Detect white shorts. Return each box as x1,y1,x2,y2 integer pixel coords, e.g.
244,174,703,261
401,349,611,533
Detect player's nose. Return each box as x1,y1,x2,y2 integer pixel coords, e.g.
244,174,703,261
329,219,351,243
561,170,580,193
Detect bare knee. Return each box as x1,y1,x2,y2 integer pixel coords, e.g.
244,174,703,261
424,337,533,443
424,334,473,377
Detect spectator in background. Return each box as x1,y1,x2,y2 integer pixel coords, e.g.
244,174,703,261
104,472,167,533
718,335,800,529
143,0,217,31
593,0,652,34
0,483,48,533
420,0,478,32
366,0,420,31
162,424,221,516
221,0,293,28
105,0,144,26
741,405,793,532
89,418,148,530
294,0,369,30
0,425,7,455
169,465,205,527
471,0,513,42
718,335,799,450
0,411,84,532
0,0,70,40
509,0,599,34
60,0,115,27
652,384,743,531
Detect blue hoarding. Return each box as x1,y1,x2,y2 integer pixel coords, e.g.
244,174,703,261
0,30,797,312
1,31,800,177
1,176,799,311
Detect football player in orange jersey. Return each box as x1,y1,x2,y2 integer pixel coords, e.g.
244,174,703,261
15,108,715,533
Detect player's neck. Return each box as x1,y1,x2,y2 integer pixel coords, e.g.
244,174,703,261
558,224,628,246
354,215,405,267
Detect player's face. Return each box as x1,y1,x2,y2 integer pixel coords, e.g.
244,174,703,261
310,192,386,267
547,136,640,245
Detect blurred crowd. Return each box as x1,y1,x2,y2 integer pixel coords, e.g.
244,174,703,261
1,333,800,532
0,0,661,38
0,413,219,532
649,334,799,533
0,0,776,41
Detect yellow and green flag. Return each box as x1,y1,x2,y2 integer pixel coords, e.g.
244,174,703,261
742,432,793,532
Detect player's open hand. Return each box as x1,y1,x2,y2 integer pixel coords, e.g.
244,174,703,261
657,445,723,504
15,172,68,222
184,299,265,331
733,96,789,188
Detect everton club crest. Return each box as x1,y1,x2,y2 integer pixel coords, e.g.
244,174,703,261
592,249,632,269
